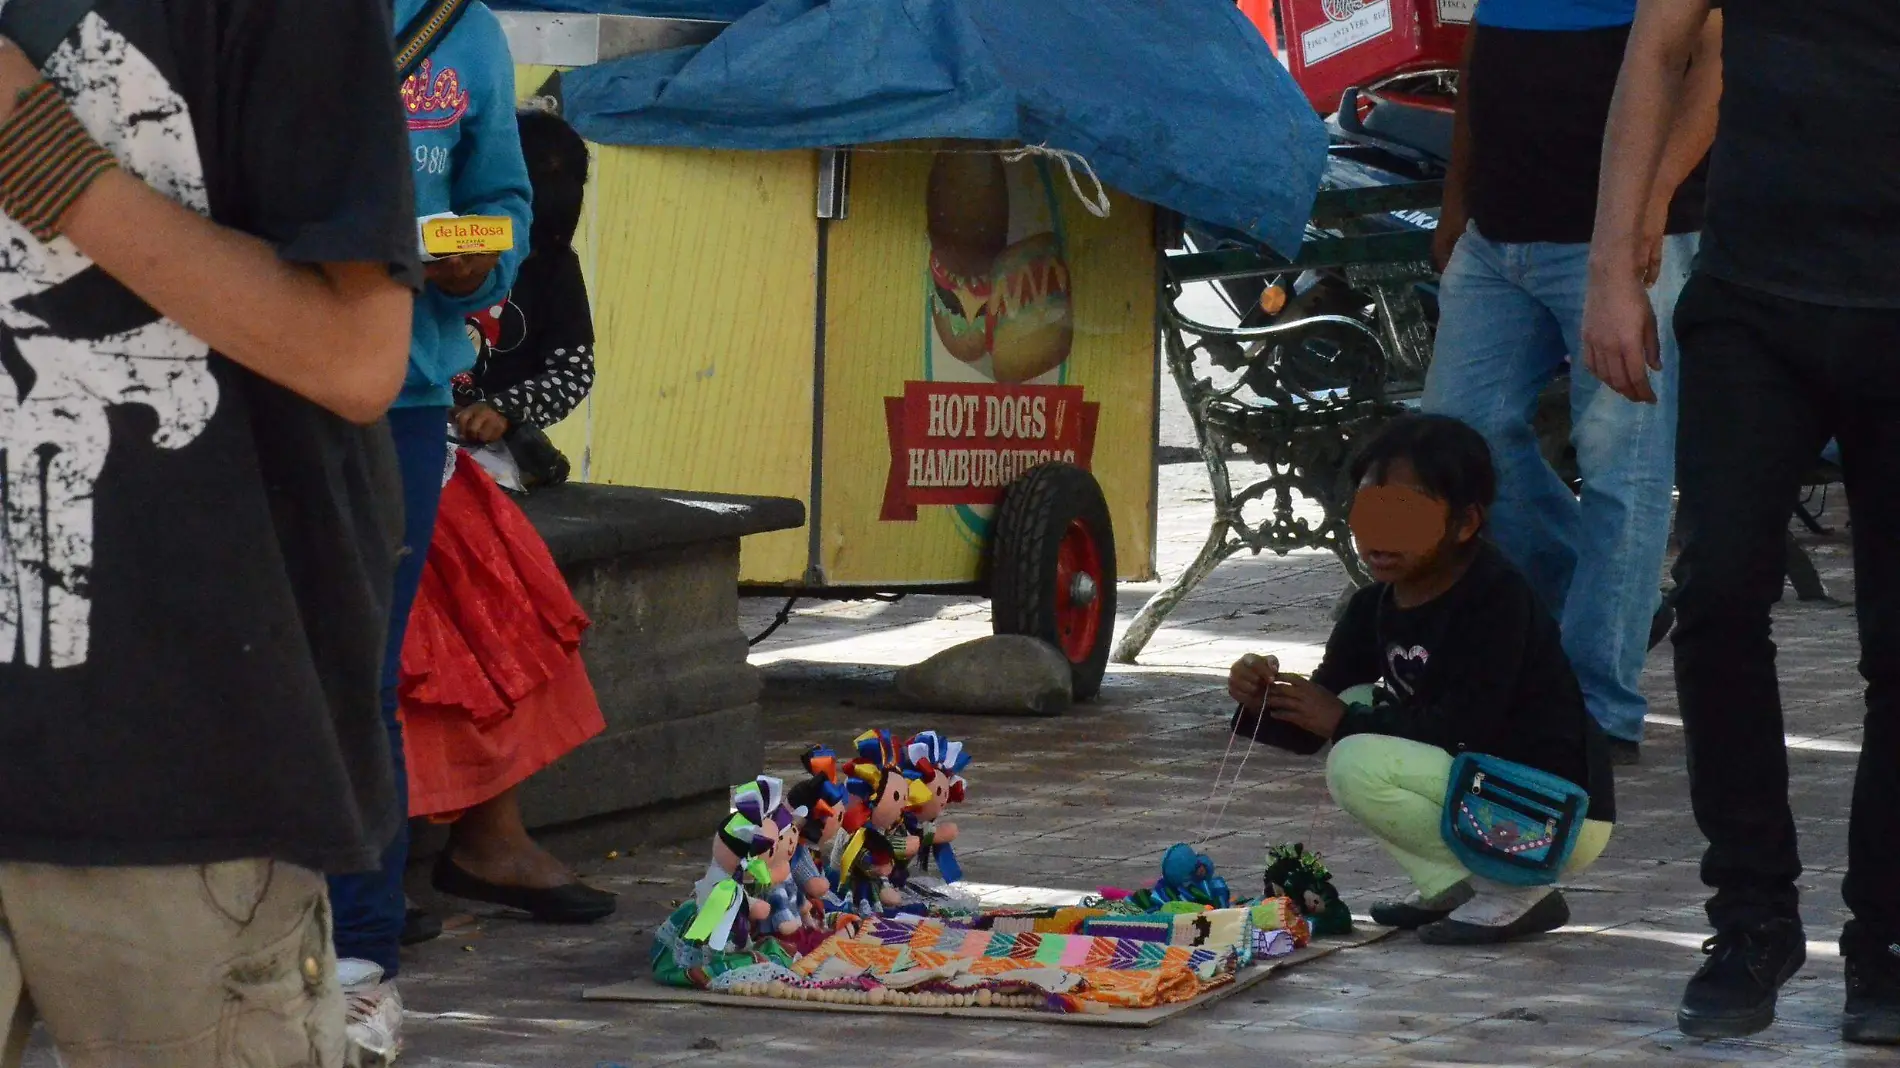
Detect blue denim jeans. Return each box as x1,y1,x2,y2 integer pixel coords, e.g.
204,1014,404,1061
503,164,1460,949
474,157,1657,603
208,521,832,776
327,406,449,979
1423,225,1697,742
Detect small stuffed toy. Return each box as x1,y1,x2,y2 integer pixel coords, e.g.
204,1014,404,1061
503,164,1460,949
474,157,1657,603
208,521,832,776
839,730,932,911
1132,843,1232,910
900,731,971,883
787,745,848,924
686,776,805,949
1264,843,1353,937
734,779,807,940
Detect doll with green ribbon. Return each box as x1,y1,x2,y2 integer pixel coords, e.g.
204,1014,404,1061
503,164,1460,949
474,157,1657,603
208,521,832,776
683,776,806,950
1264,843,1354,937
651,777,809,988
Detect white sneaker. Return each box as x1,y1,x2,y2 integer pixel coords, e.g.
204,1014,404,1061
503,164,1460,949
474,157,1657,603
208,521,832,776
337,958,403,1067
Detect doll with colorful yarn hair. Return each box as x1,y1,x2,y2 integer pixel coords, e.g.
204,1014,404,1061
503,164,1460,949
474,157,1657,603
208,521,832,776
683,776,803,950
786,744,852,926
736,777,808,941
837,729,932,913
651,776,805,987
900,731,971,884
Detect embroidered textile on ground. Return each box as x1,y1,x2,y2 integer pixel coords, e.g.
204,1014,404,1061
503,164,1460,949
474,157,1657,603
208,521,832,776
789,914,1243,1013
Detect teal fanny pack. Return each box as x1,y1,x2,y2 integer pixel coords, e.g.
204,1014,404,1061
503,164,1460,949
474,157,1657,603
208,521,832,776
1440,752,1590,887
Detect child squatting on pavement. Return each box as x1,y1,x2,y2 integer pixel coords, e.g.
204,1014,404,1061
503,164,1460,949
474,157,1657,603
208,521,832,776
1227,415,1617,946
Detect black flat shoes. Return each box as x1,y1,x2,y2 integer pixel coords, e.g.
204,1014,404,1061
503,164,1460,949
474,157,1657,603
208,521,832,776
432,854,618,924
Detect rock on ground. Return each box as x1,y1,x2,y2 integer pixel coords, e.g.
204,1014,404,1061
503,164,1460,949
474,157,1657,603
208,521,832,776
894,634,1073,716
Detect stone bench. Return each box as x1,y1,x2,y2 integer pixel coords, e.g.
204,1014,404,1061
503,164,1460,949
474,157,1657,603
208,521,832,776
410,483,804,865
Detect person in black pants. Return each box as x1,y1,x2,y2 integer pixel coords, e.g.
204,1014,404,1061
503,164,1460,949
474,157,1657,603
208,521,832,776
1583,0,1900,1046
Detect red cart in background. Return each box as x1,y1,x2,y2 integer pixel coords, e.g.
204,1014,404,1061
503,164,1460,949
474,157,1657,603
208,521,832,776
1237,0,1467,117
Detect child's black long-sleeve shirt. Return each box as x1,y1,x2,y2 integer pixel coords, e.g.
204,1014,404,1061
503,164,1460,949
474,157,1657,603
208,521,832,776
457,246,596,429
1314,542,1616,821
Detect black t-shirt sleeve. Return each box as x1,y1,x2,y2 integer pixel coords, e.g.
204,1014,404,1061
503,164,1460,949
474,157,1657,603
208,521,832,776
1330,573,1531,752
1310,586,1382,694
221,0,421,287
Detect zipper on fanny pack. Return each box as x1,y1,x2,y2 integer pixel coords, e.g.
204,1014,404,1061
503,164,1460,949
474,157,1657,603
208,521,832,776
1474,767,1565,809
1466,782,1558,824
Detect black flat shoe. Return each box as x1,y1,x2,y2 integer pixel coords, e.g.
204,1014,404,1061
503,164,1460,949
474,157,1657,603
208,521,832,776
1370,881,1474,930
432,854,618,924
402,905,443,946
1418,890,1570,946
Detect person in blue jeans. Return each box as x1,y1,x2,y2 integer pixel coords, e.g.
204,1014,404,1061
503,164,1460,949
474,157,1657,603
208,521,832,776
330,1,531,1060
1422,0,1721,762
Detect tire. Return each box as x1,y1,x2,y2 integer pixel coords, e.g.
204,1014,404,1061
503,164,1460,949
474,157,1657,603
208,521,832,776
989,463,1117,701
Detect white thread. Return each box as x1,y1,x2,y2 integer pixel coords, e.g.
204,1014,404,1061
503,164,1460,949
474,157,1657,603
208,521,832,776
1196,717,1244,844
1201,695,1263,844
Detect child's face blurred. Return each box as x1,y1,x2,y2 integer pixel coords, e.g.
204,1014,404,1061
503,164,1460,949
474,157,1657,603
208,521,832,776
1349,459,1472,585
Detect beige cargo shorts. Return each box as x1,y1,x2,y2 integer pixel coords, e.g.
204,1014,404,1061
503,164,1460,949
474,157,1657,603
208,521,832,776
0,859,345,1067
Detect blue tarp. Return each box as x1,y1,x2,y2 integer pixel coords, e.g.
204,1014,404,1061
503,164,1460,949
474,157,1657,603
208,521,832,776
494,0,762,18
498,0,1327,256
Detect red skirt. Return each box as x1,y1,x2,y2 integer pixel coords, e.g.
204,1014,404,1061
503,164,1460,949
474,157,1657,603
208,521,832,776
400,452,605,819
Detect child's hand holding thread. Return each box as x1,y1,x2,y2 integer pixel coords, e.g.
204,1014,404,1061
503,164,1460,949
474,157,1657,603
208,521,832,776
1227,653,1280,707
1266,675,1347,739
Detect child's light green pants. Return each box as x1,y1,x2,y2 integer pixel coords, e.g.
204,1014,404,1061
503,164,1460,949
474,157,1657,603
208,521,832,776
1324,713,1613,899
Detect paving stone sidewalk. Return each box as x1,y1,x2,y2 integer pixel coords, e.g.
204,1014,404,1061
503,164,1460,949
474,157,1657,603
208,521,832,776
298,461,1875,1068
28,464,1872,1067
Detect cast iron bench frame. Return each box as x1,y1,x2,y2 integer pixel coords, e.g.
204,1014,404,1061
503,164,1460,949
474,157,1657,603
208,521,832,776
1112,178,1835,664
1114,182,1440,662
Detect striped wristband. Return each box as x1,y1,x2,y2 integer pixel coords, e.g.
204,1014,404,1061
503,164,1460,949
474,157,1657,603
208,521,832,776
0,81,119,243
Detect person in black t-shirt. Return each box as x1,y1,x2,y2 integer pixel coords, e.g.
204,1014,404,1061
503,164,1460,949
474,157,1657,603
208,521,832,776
1422,0,1722,766
1585,0,1900,1047
0,2,414,1061
1229,416,1615,946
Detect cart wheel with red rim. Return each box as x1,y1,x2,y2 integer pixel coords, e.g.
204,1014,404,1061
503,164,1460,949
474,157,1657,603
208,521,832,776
989,462,1117,701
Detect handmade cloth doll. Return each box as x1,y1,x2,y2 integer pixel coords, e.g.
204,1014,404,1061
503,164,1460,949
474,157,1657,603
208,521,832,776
1264,843,1353,937
838,730,932,912
900,731,971,884
736,778,808,940
786,745,849,924
685,776,804,950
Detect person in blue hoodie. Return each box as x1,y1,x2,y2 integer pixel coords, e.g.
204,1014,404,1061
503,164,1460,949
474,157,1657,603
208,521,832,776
331,2,531,1060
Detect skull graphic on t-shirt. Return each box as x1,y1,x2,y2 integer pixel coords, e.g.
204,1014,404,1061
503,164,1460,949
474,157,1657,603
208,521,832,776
0,15,219,669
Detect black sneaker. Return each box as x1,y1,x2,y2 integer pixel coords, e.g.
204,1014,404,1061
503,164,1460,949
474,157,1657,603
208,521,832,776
1843,940,1900,1045
1678,919,1806,1039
